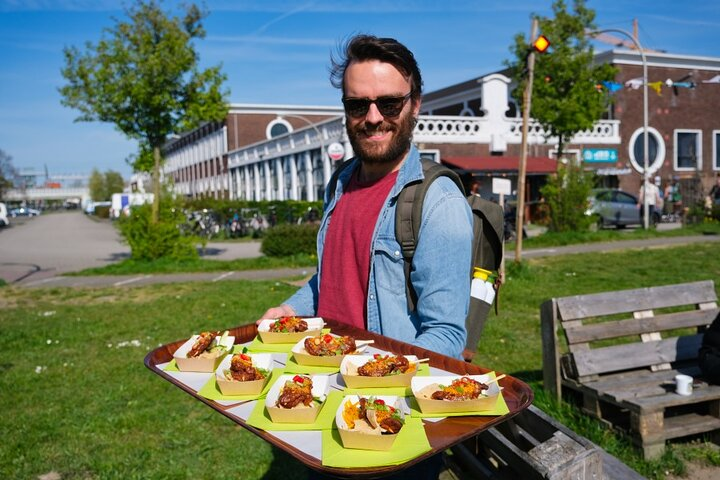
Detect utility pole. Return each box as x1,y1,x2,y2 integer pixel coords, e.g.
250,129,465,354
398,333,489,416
515,18,547,262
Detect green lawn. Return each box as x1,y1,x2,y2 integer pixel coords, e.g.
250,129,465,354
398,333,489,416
2,242,720,479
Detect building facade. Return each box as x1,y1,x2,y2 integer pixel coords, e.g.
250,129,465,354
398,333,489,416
161,48,720,213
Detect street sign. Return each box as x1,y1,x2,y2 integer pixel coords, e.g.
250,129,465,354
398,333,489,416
327,142,345,161
492,177,511,195
583,148,618,163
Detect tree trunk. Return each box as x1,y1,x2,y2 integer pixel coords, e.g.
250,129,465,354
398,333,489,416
151,145,161,224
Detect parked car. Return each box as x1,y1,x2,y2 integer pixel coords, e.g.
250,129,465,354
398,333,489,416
586,188,659,228
9,207,41,217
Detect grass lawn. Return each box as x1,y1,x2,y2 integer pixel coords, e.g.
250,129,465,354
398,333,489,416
2,242,720,478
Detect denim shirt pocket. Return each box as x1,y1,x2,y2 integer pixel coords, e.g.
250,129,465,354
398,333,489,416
372,235,406,296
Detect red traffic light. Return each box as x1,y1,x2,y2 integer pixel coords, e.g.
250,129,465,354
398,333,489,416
533,34,550,53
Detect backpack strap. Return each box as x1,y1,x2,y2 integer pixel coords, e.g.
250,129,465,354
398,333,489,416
395,159,465,311
326,159,355,204
467,194,504,272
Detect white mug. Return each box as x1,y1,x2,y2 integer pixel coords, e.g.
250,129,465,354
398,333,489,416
675,374,693,396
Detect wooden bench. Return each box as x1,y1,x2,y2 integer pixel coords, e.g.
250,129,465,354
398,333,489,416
541,280,720,459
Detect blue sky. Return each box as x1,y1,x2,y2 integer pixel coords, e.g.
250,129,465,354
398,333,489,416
1,0,718,179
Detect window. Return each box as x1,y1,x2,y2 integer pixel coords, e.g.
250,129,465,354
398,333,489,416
713,130,720,171
674,130,702,171
628,127,665,174
266,118,293,139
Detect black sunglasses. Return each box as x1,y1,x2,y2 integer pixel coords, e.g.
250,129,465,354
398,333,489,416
342,92,413,118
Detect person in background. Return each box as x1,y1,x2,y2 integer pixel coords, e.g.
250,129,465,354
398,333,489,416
710,175,720,206
638,179,661,225
259,34,473,360
469,177,481,196
699,311,720,385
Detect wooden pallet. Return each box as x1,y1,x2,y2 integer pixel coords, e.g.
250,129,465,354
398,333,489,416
446,405,645,479
541,280,720,458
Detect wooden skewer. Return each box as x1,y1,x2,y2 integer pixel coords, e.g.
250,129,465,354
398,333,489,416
416,358,430,364
355,340,375,346
485,374,506,385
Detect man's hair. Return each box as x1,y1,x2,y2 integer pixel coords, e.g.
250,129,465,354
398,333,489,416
330,34,423,100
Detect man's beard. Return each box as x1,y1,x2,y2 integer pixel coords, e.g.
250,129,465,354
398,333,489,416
347,110,415,165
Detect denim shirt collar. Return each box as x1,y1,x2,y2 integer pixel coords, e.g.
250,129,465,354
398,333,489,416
332,144,423,206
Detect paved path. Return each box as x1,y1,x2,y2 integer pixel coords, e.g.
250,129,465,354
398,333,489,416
2,210,718,288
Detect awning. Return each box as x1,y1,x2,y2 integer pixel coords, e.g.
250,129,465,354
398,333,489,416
442,156,557,174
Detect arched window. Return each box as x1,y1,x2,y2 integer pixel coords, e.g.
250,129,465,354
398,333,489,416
266,118,293,139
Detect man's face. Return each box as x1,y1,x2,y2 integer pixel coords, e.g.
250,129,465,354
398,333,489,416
343,60,420,165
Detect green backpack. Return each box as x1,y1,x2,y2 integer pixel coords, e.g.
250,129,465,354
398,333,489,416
328,158,505,361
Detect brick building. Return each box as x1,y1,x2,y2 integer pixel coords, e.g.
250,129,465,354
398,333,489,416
159,48,720,215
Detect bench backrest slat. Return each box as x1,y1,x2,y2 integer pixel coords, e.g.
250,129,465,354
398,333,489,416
573,334,703,377
556,281,717,321
565,309,718,344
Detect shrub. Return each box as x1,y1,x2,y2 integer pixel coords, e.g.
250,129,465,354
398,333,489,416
118,198,201,261
540,163,596,233
261,223,319,257
94,205,111,218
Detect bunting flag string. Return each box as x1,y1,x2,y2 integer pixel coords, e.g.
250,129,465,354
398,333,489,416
595,75,717,95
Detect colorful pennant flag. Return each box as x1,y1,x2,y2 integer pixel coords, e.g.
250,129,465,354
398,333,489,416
647,81,664,96
601,81,623,93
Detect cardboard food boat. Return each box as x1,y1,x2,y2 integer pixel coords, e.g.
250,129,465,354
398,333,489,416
411,374,500,414
335,395,404,451
264,374,329,424
256,317,324,344
172,333,234,372
290,334,370,367
340,354,420,388
215,353,273,396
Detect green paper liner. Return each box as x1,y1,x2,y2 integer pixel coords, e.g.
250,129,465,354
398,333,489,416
321,417,431,468
343,363,430,396
196,368,283,401
246,328,331,353
163,359,179,372
283,354,340,374
246,390,344,431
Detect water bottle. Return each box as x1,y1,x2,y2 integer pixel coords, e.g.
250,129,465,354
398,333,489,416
471,267,496,305
465,267,497,361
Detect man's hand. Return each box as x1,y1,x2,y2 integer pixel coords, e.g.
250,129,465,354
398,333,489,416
256,305,297,326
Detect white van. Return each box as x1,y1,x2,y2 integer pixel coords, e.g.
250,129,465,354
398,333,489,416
0,202,9,227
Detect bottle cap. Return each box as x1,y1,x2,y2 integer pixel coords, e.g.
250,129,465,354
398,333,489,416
473,267,492,281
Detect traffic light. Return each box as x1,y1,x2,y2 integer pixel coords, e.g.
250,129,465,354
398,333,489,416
533,34,550,53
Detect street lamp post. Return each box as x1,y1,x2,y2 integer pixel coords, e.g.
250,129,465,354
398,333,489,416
588,28,650,229
277,114,328,171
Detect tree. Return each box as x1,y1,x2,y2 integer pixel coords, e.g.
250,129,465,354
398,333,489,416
89,169,126,201
105,170,126,197
540,163,596,232
88,168,105,201
507,0,617,161
0,149,16,200
59,0,229,223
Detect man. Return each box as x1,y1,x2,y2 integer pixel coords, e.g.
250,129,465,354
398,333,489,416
260,35,473,360
638,180,661,225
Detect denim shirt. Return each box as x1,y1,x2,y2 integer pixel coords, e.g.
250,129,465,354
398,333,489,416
285,145,473,359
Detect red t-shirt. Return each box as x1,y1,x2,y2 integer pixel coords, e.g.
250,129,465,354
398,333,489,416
317,170,399,329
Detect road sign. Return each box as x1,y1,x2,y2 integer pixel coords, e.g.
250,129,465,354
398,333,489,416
327,142,345,161
492,177,512,195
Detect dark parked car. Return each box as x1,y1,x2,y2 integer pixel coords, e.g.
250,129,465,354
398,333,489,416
9,207,41,217
586,188,659,228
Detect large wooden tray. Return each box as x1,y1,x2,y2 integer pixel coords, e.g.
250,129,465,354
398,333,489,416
144,318,533,478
